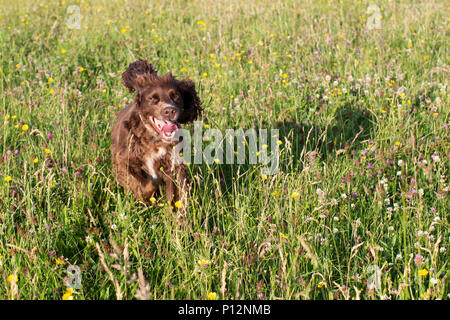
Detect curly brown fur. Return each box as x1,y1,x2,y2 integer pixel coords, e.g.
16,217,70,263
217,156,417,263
111,59,201,204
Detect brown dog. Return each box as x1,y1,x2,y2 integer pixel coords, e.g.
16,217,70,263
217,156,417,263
111,60,201,204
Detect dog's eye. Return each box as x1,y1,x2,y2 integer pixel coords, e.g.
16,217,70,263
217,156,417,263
149,94,159,104
168,90,178,102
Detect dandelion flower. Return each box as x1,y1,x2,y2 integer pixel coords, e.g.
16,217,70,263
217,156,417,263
7,274,18,283
44,148,51,154
22,124,29,131
207,292,217,300
61,49,66,54
62,290,73,300
174,201,182,209
291,192,299,198
418,269,429,276
4,176,12,182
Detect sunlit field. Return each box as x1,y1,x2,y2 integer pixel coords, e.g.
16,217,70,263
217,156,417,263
0,0,448,300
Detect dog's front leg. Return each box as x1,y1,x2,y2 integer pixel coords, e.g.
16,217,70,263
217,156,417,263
163,176,175,203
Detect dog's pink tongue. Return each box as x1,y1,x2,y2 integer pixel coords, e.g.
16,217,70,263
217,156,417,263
162,123,178,133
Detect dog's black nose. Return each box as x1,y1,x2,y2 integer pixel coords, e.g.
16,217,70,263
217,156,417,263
163,107,177,120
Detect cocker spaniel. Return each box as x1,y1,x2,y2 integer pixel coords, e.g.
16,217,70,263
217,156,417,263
111,59,201,205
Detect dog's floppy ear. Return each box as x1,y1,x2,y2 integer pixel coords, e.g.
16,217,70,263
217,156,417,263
121,59,158,92
176,78,202,124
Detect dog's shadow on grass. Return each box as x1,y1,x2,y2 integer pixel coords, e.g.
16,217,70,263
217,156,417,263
275,103,376,172
216,103,376,193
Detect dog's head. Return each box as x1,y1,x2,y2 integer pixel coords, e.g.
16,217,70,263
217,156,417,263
122,59,201,141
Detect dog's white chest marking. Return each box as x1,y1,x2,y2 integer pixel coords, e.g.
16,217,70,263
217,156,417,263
145,147,166,179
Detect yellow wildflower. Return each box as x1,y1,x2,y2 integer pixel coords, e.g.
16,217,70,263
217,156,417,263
7,274,18,283
207,292,217,300
421,292,430,299
62,291,73,300
198,259,210,267
418,269,429,276
174,201,182,209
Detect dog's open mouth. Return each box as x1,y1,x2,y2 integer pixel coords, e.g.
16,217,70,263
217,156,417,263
149,116,179,141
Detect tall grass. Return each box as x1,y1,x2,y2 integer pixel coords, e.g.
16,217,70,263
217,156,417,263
0,0,448,299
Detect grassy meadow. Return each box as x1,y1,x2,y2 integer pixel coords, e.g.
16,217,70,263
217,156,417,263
0,0,448,300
